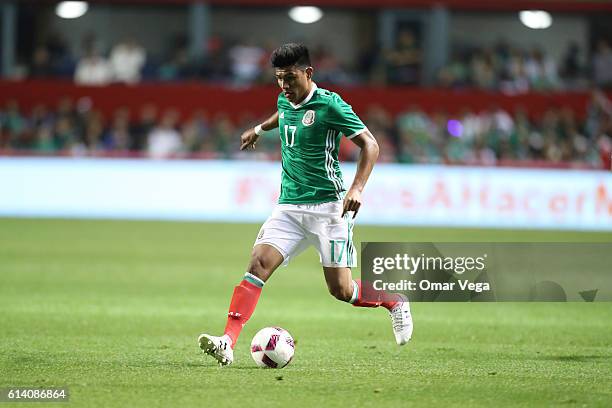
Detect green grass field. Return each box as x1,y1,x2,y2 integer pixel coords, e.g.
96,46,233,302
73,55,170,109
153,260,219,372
1,218,611,407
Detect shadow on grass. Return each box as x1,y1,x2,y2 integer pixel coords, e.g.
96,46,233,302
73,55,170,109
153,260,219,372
137,360,262,370
229,366,266,370
537,355,610,362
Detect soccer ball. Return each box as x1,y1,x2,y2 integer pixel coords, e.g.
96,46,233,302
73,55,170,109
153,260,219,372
250,327,295,368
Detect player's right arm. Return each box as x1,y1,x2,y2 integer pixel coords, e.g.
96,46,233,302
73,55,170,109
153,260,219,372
240,111,279,151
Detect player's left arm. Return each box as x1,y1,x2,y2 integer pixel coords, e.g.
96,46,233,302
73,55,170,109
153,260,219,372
342,130,379,218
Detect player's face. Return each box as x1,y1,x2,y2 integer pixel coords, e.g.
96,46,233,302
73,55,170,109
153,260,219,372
275,66,313,104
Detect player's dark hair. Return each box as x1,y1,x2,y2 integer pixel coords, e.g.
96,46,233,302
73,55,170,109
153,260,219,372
271,43,311,68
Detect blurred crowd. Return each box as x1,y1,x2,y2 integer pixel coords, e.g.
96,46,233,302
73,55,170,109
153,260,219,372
1,91,610,169
22,31,612,90
437,39,612,92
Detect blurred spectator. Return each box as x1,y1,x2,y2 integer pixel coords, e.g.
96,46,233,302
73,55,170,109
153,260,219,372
472,49,498,89
0,101,26,149
22,105,50,149
110,38,146,84
524,48,559,90
585,89,612,140
70,103,104,156
355,38,382,84
83,110,105,153
228,41,265,86
74,47,113,86
53,116,76,150
73,97,93,139
34,125,56,153
147,110,182,158
159,47,193,81
396,106,430,163
44,32,74,78
504,48,530,94
492,106,514,136
312,46,352,85
181,110,210,153
436,50,469,88
560,42,585,87
210,114,237,158
364,105,396,162
104,108,131,151
510,107,531,160
201,37,232,82
493,39,512,73
131,104,158,151
29,46,54,78
427,111,449,161
385,30,422,85
593,40,612,88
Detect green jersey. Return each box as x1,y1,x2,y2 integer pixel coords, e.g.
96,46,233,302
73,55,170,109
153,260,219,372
277,83,367,204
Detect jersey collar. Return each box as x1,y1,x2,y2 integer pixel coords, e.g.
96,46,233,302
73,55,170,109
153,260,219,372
289,82,318,109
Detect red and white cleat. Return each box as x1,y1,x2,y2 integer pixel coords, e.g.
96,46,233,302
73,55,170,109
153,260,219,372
389,295,413,345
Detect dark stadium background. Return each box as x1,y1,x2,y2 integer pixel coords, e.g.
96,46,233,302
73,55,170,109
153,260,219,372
2,0,612,168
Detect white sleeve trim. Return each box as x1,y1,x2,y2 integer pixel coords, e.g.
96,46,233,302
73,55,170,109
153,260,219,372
345,127,368,139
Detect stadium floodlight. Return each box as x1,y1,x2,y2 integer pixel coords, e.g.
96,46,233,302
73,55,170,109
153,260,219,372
55,1,89,19
519,10,552,29
288,6,323,24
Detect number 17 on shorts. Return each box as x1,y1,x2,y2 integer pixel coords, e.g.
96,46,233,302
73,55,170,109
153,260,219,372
327,239,356,267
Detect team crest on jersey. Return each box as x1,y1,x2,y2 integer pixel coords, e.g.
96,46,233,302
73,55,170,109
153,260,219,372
302,110,316,126
279,112,284,119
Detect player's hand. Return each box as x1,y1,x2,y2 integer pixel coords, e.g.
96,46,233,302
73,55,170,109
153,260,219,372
240,128,260,150
342,188,362,219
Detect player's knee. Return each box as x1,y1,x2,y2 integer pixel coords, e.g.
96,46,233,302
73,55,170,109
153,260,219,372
247,254,272,280
328,284,353,302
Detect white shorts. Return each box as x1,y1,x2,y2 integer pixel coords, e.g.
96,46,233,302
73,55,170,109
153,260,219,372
254,200,357,268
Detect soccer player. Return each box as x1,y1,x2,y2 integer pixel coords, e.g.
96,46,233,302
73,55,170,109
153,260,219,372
199,43,412,366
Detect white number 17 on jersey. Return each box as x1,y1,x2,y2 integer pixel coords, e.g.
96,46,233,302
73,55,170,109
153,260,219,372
283,125,296,147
